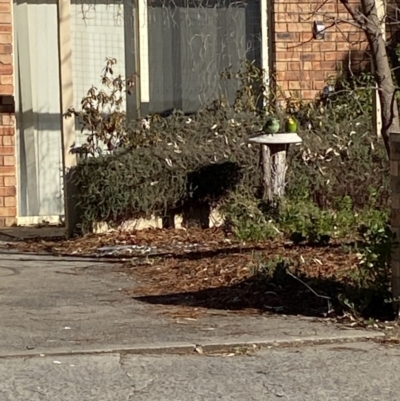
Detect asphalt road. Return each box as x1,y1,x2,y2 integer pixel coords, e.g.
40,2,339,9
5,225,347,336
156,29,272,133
1,342,399,401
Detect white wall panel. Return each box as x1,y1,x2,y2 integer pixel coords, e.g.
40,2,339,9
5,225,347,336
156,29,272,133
14,0,63,217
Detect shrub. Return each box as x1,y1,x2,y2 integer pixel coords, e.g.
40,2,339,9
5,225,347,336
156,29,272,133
284,72,388,210
72,62,389,235
74,107,264,231
219,192,279,242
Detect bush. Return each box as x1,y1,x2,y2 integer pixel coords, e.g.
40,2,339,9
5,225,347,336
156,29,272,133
287,121,388,210
74,106,264,231
285,72,388,210
72,61,267,231
336,218,393,317
72,62,389,235
219,192,279,242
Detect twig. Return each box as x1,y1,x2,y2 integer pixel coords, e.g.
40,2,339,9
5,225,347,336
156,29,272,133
286,271,332,300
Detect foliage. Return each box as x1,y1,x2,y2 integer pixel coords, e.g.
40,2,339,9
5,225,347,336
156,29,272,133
336,218,394,318
219,192,279,242
72,61,389,230
65,58,135,155
354,221,393,289
322,72,375,119
258,256,293,287
285,72,389,210
277,200,333,245
350,190,393,303
74,111,264,232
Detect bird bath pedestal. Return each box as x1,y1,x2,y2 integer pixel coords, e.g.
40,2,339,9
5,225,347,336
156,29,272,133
247,132,302,200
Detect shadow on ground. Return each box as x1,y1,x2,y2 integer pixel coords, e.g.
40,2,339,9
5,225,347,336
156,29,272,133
132,252,395,321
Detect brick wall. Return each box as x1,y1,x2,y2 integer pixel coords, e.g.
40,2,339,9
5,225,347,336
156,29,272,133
273,0,369,100
0,0,16,227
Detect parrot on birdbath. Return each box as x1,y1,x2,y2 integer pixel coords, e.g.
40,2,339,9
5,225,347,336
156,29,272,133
263,115,280,134
285,116,298,133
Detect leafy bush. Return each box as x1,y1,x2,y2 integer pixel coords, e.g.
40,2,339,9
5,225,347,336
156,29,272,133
74,106,264,231
273,71,387,211
285,72,388,210
335,218,394,318
72,61,266,231
72,62,389,237
219,192,279,242
287,124,388,210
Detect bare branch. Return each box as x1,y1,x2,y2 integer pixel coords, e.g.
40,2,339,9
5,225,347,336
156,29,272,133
314,0,331,15
325,16,364,30
339,0,363,24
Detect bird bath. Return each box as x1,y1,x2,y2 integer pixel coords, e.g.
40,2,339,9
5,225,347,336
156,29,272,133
247,131,302,200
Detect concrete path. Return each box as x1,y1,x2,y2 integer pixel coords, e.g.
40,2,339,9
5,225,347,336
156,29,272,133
0,252,382,358
0,252,398,400
0,226,64,241
1,342,399,400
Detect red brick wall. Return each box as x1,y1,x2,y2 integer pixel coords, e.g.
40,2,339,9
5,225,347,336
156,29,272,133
273,0,369,100
0,0,16,227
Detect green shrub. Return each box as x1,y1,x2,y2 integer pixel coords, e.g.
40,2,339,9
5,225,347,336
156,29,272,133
283,71,388,210
72,62,389,235
72,61,268,231
335,217,393,317
287,121,388,210
219,192,279,242
74,107,264,231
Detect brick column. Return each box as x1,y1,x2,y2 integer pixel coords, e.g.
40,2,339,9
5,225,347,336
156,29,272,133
0,0,16,227
272,0,369,101
390,132,400,305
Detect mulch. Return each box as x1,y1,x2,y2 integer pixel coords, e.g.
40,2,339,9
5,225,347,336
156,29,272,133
4,227,362,318
119,238,359,318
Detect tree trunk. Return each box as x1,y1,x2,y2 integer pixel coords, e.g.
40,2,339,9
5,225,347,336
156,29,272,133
260,145,272,200
272,145,287,196
360,0,400,156
260,144,288,201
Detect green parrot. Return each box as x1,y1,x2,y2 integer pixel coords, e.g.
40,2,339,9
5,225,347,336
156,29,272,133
285,116,298,133
263,116,280,134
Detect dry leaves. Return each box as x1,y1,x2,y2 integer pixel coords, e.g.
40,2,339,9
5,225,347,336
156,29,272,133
7,227,359,317
6,227,236,257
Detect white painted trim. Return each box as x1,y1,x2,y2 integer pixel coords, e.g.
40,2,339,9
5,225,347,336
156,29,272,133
12,1,20,218
17,215,64,226
57,0,76,237
372,0,386,138
137,0,150,103
260,0,270,96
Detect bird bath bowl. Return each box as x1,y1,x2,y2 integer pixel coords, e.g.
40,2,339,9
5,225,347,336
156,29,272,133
247,131,302,145
247,131,302,200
